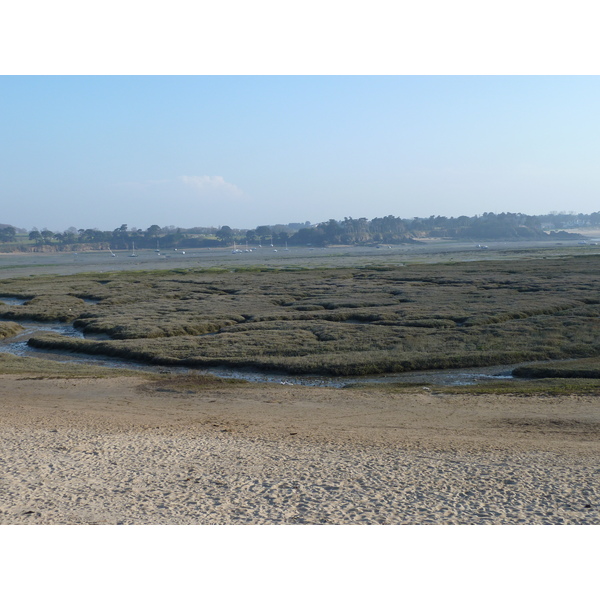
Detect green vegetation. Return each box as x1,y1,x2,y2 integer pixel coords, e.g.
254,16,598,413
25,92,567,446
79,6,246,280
0,321,24,339
139,373,247,394
347,378,600,396
2,254,600,377
0,353,141,378
0,226,17,243
438,378,600,396
513,357,600,379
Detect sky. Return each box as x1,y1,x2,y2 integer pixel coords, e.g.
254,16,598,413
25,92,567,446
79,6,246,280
2,0,599,234
1,75,600,233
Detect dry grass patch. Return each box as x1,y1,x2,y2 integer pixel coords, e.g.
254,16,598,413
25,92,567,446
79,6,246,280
0,321,24,339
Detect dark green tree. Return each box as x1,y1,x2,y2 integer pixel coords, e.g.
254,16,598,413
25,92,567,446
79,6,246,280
29,230,42,243
0,226,16,242
255,225,272,245
145,225,162,240
216,225,234,244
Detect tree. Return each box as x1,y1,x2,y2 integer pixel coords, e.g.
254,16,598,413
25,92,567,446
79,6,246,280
291,227,326,246
255,225,272,245
41,229,54,243
274,231,290,245
79,228,107,243
60,229,79,244
0,226,16,242
161,229,185,247
112,225,130,248
145,224,162,239
323,219,343,244
216,225,234,244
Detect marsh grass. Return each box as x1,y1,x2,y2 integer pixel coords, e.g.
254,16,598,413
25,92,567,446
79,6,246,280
0,321,24,339
513,357,600,379
348,378,600,396
139,372,247,395
3,254,600,376
0,353,141,378
439,378,600,395
0,294,85,321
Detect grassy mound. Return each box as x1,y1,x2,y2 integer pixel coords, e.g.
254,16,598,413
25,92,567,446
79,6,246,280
0,321,24,339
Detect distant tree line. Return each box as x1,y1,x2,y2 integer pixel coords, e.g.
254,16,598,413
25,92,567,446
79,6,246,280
0,211,596,252
25,224,193,250
238,212,588,247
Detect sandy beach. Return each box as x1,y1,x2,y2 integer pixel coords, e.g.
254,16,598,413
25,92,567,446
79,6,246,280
0,374,598,525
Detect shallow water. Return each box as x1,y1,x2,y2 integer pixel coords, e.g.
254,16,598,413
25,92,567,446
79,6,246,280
0,296,28,305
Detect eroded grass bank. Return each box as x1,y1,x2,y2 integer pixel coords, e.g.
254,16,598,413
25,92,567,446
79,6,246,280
1,255,600,376
0,321,23,339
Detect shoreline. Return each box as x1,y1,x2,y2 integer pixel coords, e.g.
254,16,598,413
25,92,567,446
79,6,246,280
1,374,598,525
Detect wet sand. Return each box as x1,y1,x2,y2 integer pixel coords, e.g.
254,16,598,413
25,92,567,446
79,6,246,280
1,374,598,524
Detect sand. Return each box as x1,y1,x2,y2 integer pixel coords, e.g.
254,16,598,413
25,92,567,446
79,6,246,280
0,374,598,525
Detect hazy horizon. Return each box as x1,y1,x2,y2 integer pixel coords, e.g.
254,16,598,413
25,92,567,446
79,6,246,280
2,76,600,233
2,207,596,235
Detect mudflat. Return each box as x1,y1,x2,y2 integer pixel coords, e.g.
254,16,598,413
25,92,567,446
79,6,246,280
1,374,598,524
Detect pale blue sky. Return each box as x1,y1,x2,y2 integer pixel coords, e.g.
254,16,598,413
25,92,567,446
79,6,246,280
2,76,599,232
